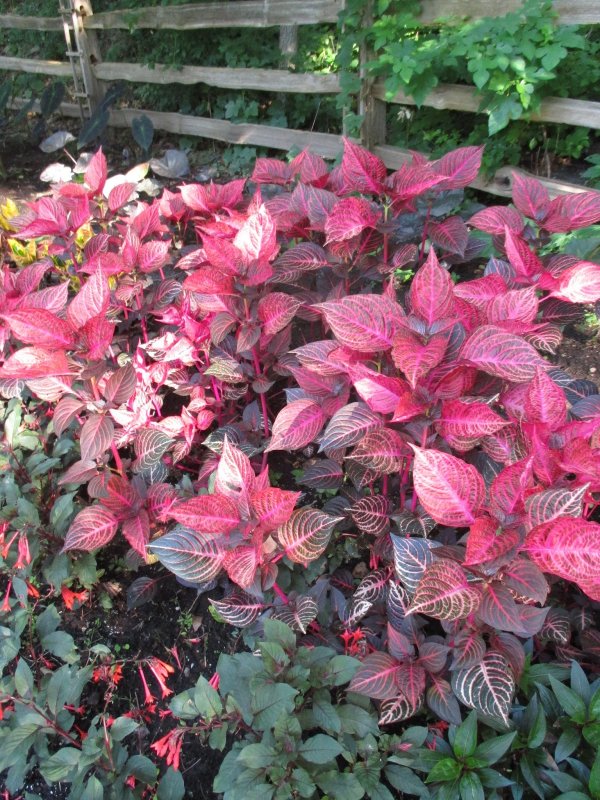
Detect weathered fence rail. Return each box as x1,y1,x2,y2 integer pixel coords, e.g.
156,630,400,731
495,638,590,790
1,0,599,198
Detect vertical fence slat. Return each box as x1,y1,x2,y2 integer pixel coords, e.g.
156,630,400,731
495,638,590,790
359,0,386,150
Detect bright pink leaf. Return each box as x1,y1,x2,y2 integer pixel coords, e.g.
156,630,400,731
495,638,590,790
410,445,485,526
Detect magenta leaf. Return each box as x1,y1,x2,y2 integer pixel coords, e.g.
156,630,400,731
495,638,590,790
410,446,485,526
341,138,387,195
379,694,422,725
460,325,547,383
437,399,508,451
315,294,404,353
407,560,481,621
409,248,454,327
511,172,550,222
427,216,469,257
2,309,75,350
223,545,259,589
432,145,483,189
526,485,588,529
469,205,524,235
266,399,326,453
0,347,71,380
63,506,119,552
258,292,303,336
324,196,381,244
122,510,151,558
251,487,301,533
392,329,447,389
85,147,107,194
552,260,600,303
67,270,110,330
169,494,240,534
544,191,600,232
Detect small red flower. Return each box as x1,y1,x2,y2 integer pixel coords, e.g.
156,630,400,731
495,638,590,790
146,657,175,698
61,586,89,610
151,727,185,771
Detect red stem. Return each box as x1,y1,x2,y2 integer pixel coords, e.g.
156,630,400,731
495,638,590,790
272,582,289,605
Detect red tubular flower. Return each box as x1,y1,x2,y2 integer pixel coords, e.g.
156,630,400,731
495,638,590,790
1,581,12,613
61,586,89,610
15,534,31,568
208,672,220,691
146,657,175,698
151,727,185,771
138,665,156,705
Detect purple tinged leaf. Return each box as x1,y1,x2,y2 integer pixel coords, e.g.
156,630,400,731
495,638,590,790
266,400,326,453
149,525,225,585
319,402,382,453
314,294,405,353
460,325,548,383
407,560,481,621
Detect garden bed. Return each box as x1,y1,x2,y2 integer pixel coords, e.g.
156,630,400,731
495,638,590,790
1,135,600,800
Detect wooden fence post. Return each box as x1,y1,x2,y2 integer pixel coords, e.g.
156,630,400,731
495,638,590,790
67,0,103,112
359,0,386,150
279,24,298,69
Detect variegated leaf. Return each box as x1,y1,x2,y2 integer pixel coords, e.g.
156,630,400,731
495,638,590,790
407,560,481,621
451,652,515,723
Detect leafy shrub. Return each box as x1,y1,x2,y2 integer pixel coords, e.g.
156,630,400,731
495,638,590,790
1,140,600,796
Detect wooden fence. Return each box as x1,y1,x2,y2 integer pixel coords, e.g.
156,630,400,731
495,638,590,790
1,0,599,198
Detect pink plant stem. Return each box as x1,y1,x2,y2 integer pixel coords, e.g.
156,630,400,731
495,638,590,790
382,474,389,497
419,201,433,262
111,442,124,475
272,582,289,605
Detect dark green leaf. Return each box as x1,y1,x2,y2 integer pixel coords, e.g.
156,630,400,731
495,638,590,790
473,732,516,766
110,716,138,741
157,767,185,800
453,711,478,758
550,678,587,723
316,770,365,800
299,734,343,764
40,82,66,117
459,771,485,800
238,743,278,769
126,754,158,783
251,682,298,730
132,114,154,154
426,758,462,784
39,748,80,782
384,765,430,797
555,727,582,762
590,749,600,799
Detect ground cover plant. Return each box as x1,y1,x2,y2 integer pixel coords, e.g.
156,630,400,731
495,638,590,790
0,139,600,798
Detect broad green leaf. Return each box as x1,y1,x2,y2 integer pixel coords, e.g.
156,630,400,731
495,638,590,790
426,757,462,784
126,754,158,783
590,749,600,799
460,772,485,800
109,716,139,741
473,732,517,766
251,682,298,730
157,767,185,800
298,734,343,765
238,743,279,769
384,765,430,797
550,677,587,723
555,727,582,762
452,710,478,758
39,747,80,782
316,770,366,800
